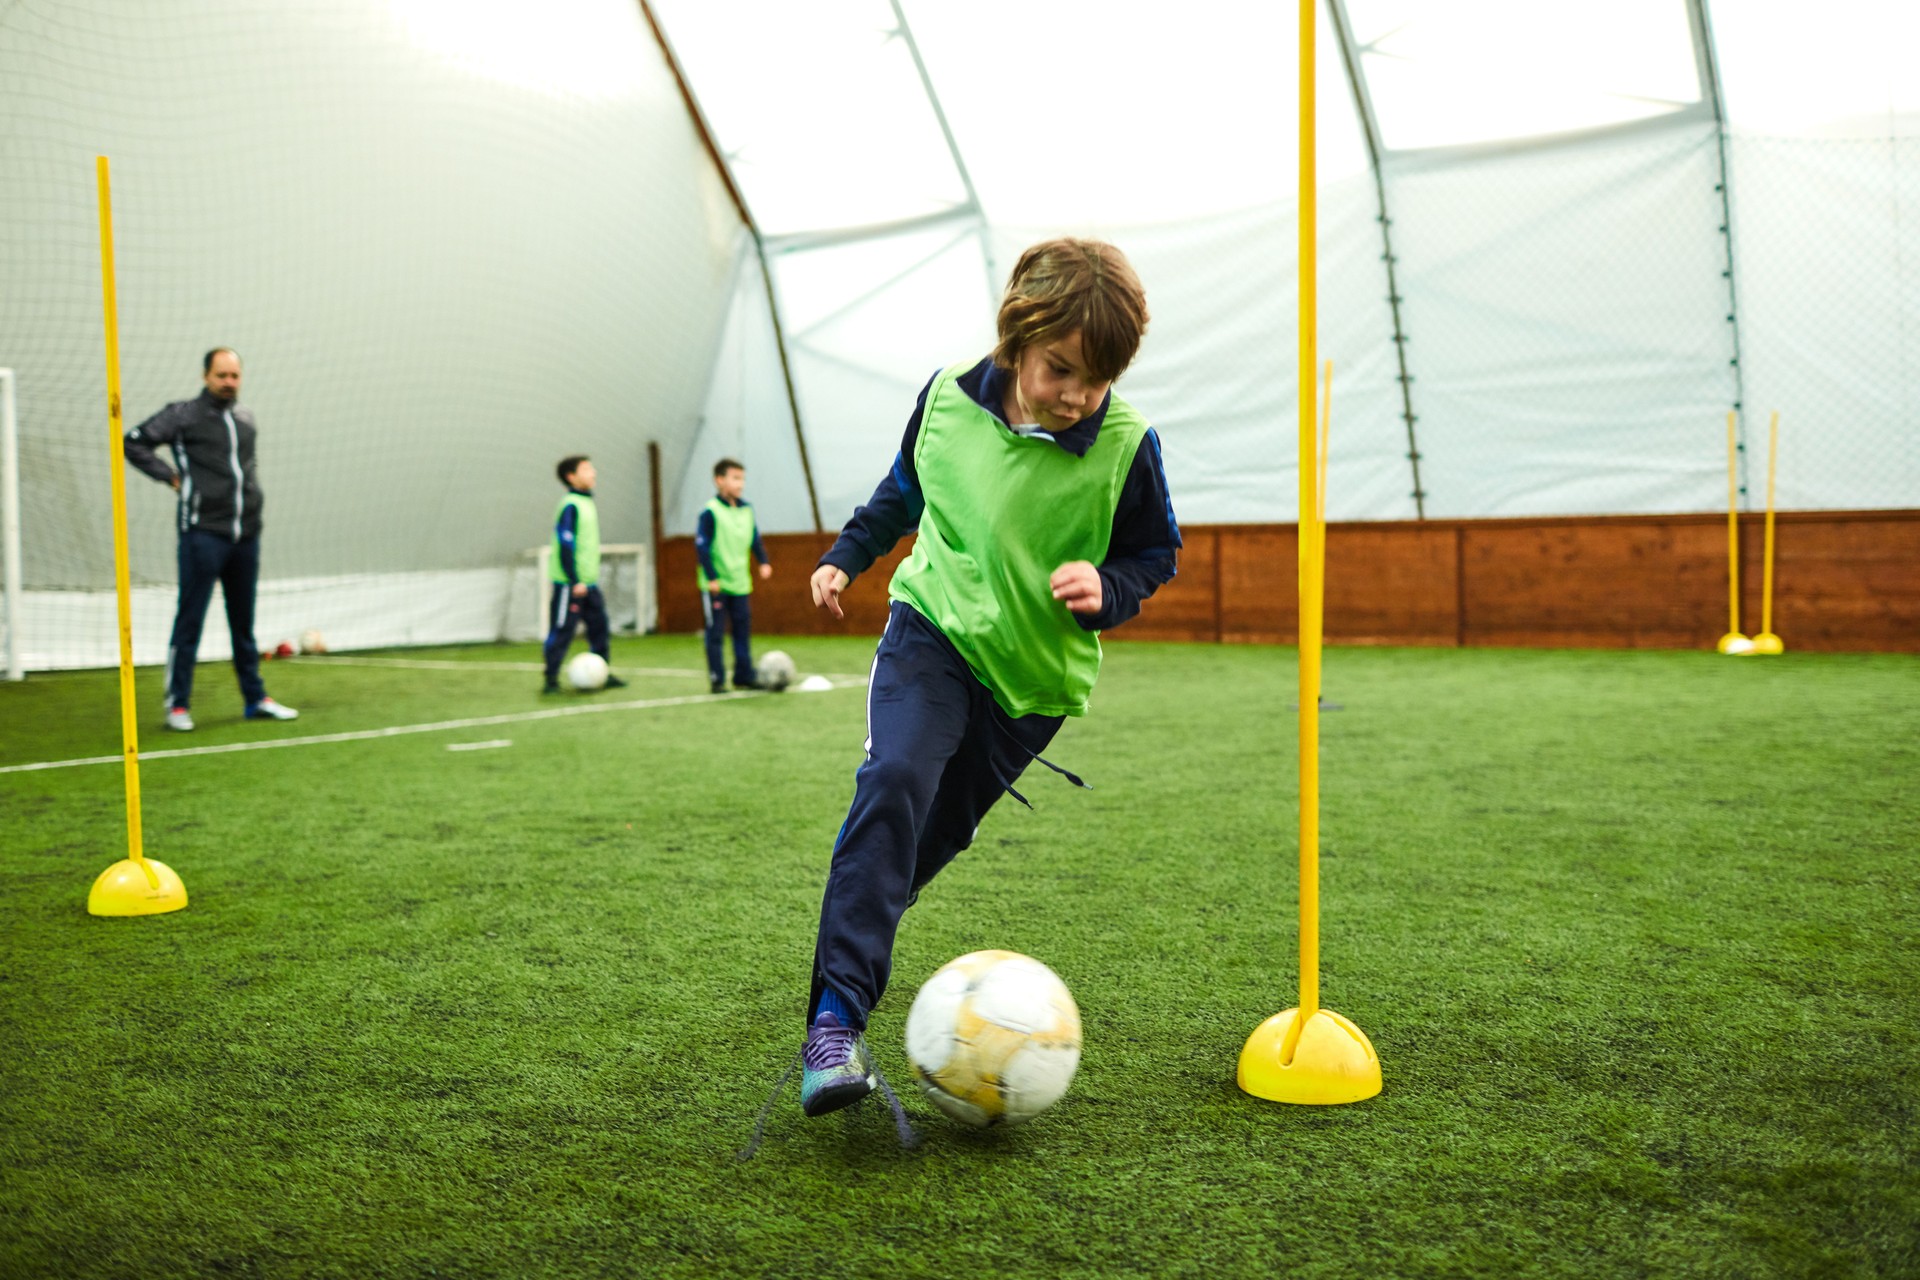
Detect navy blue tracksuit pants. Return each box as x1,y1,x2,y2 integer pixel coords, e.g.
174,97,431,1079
165,529,265,710
703,590,755,686
811,602,1063,1026
544,583,610,679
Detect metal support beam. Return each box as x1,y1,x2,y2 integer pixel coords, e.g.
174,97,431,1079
636,0,824,533
1327,0,1425,518
1688,0,1750,506
889,0,998,300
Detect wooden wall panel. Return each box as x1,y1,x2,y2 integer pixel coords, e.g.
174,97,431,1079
1217,525,1298,644
1461,520,1727,649
1744,512,1920,652
1325,524,1459,646
657,510,1919,653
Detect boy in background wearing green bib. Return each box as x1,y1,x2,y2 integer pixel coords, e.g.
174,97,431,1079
795,240,1182,1117
542,455,628,694
695,458,773,694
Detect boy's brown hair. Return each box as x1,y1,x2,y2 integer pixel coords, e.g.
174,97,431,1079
992,238,1149,383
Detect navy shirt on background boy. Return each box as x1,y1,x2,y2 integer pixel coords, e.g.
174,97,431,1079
542,456,626,694
695,463,772,694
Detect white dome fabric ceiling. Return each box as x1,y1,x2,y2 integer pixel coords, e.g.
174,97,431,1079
652,0,1920,532
0,0,1912,667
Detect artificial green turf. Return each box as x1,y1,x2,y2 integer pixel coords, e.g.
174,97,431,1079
1,637,1916,1279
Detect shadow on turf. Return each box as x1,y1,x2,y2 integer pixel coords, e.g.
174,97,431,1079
738,1090,1063,1163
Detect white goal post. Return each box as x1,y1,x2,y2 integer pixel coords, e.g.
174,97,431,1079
505,543,656,644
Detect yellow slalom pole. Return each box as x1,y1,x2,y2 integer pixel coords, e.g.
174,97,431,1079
1236,0,1379,1106
88,156,186,916
1752,412,1784,654
1716,411,1751,655
1295,0,1321,1036
1316,359,1332,601
1312,360,1332,704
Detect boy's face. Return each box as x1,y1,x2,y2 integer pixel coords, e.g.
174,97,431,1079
568,460,597,491
1006,330,1110,434
715,467,745,500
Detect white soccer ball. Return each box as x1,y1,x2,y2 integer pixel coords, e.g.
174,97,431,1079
566,652,609,691
757,650,796,692
905,950,1082,1128
298,629,328,655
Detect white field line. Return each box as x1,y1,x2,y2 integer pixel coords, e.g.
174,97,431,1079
299,656,871,680
0,679,867,775
303,656,673,675
445,739,512,752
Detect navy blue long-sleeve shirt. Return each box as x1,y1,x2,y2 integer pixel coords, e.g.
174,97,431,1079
819,357,1181,631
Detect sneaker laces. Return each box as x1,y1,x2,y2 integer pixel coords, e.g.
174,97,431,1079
801,1013,859,1071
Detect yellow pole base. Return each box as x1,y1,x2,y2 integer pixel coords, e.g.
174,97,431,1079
1717,632,1755,655
87,857,188,916
1238,1007,1381,1105
1750,632,1784,655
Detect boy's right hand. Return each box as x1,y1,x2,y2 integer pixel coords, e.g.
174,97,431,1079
811,565,850,620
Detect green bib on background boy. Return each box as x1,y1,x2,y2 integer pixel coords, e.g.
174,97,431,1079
549,492,599,586
890,360,1148,719
699,497,758,595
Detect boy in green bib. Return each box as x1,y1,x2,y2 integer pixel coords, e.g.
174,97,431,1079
542,455,628,694
796,239,1182,1117
696,458,773,694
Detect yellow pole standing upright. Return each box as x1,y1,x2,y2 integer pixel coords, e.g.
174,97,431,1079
1752,412,1784,654
1316,357,1332,642
1236,0,1380,1105
1716,411,1751,655
1317,362,1331,533
1295,0,1322,1033
88,155,187,917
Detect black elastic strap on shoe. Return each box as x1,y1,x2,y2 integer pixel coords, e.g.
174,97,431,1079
870,1064,919,1150
736,1053,801,1162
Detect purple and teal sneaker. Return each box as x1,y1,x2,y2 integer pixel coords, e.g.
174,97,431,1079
800,1011,876,1117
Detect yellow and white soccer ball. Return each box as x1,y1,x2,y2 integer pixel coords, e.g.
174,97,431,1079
566,651,609,690
905,950,1082,1127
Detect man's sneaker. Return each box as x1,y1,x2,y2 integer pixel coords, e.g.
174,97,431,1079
244,697,299,721
800,1011,876,1117
164,706,195,732
604,674,628,689
734,675,762,691
542,678,562,695
710,679,726,695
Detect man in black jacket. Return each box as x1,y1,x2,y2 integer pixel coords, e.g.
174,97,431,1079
123,348,298,731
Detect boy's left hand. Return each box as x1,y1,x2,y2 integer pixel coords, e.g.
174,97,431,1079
1050,561,1103,615
757,563,773,581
